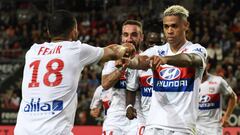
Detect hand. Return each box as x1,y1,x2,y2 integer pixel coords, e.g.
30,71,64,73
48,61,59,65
115,57,131,70
90,108,101,118
121,43,136,58
137,55,151,70
150,55,166,69
220,116,229,127
126,106,137,120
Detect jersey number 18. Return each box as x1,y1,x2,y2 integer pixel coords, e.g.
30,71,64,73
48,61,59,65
28,58,64,88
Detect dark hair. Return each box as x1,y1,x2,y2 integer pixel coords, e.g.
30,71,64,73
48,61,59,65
123,20,143,33
47,10,76,38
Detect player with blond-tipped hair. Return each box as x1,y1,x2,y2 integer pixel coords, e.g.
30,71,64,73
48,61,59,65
123,5,208,135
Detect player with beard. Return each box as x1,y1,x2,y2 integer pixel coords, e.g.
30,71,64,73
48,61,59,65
125,29,163,134
101,20,144,135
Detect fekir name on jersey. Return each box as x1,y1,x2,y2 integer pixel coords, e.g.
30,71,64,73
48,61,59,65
15,41,103,135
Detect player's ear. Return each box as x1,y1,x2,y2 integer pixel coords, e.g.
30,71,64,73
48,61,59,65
183,21,189,31
141,33,144,42
71,24,79,40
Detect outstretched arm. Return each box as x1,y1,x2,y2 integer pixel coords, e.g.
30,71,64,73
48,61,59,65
127,53,203,70
99,43,135,63
150,53,203,69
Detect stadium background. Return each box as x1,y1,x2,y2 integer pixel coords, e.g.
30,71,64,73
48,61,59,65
0,0,239,134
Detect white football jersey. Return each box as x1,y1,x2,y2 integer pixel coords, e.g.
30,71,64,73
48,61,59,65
102,61,145,134
14,41,103,135
144,41,207,134
102,61,144,122
196,74,233,132
126,67,153,124
90,85,113,116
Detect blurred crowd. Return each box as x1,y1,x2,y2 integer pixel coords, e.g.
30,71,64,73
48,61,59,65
0,0,240,125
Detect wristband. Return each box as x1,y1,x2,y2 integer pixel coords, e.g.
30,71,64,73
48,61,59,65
126,104,133,111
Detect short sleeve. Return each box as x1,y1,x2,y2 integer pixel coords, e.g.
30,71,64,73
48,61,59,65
126,68,139,91
102,61,116,76
219,77,233,96
77,41,104,66
185,44,208,69
141,46,158,57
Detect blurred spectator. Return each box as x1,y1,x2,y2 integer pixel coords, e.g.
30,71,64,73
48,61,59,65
219,33,232,57
233,41,240,64
206,42,217,69
1,87,19,110
214,42,223,62
226,72,238,96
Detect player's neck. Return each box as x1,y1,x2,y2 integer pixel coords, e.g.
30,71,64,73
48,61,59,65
169,38,187,53
202,71,209,83
51,36,71,42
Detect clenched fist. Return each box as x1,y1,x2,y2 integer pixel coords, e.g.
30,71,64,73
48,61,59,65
121,43,136,58
126,105,137,120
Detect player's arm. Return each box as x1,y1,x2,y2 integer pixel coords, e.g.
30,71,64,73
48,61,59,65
125,69,139,120
101,56,149,90
126,90,137,120
127,53,203,70
99,43,135,63
150,53,203,69
101,64,125,90
90,108,101,118
125,55,151,70
221,91,237,126
90,86,102,118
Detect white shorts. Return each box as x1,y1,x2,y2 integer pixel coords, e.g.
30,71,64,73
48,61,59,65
102,112,144,135
144,127,192,135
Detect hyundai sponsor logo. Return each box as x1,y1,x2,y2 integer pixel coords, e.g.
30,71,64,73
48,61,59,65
159,67,180,80
146,76,153,86
200,95,210,103
24,98,63,113
156,80,187,87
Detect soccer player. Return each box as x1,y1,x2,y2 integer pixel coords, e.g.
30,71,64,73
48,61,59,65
196,62,237,135
126,5,208,135
101,20,144,135
90,85,113,118
125,29,162,133
125,64,153,135
14,10,135,135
